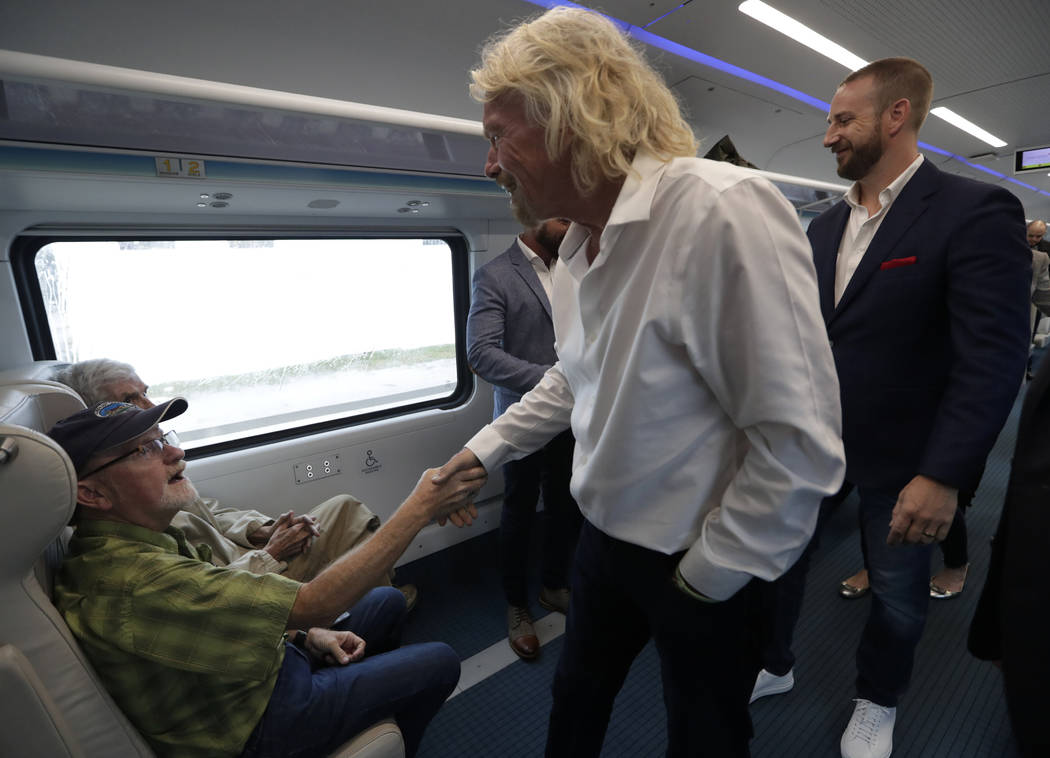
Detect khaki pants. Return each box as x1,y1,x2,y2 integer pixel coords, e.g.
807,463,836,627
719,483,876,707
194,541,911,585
283,494,391,584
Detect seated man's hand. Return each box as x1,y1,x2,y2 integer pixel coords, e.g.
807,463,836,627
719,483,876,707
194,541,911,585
431,448,486,527
304,628,366,666
263,511,315,562
287,512,321,540
444,503,479,528
250,511,321,547
247,520,275,547
402,453,485,526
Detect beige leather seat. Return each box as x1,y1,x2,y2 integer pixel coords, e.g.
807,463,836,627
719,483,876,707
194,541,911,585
0,365,403,757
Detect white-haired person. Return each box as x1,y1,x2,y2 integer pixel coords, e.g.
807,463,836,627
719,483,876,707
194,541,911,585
54,358,417,608
434,7,845,756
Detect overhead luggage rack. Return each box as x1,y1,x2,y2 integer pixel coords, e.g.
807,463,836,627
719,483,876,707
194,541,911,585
0,49,488,177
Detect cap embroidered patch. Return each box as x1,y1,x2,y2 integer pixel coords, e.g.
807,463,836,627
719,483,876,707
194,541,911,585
93,401,136,418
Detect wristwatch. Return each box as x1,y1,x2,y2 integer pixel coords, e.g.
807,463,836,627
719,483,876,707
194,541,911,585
672,566,717,603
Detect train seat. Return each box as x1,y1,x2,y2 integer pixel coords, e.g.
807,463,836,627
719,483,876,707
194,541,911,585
0,366,404,758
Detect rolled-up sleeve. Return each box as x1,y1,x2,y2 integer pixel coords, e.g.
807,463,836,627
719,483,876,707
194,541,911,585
466,361,574,471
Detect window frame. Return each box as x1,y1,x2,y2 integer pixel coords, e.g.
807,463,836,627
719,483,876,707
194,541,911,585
11,230,474,459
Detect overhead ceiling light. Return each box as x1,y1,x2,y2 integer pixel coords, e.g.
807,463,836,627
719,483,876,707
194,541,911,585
738,0,867,70
929,107,1007,148
737,0,1008,148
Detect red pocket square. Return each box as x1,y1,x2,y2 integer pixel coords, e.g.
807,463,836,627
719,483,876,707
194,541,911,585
880,256,917,270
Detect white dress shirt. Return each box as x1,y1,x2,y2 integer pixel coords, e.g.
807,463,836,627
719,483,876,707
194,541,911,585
517,237,555,301
834,154,924,304
466,152,844,600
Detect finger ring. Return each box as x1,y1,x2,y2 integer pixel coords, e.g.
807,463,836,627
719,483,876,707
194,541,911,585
922,531,936,538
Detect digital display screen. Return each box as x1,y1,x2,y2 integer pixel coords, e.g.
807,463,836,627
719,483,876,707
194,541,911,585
1015,145,1050,173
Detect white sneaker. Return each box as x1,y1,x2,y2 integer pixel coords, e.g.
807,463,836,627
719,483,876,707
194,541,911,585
840,699,895,758
749,668,794,703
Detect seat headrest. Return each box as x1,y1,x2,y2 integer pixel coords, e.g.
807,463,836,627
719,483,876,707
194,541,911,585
0,361,67,387
0,425,77,579
0,383,85,433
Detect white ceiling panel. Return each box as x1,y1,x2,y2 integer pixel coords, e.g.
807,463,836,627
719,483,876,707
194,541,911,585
673,75,820,168
0,0,1048,218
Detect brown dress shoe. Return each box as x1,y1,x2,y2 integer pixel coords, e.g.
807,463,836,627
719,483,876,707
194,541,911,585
507,605,539,660
538,586,571,615
396,583,419,612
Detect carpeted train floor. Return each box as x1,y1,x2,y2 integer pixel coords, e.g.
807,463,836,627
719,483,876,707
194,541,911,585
397,389,1026,757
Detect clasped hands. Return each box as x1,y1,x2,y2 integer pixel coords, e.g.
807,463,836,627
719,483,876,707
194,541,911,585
250,511,322,561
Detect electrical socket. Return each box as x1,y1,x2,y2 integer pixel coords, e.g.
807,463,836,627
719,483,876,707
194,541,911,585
293,451,341,485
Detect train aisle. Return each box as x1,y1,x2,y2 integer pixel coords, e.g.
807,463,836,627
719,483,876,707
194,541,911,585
397,389,1026,757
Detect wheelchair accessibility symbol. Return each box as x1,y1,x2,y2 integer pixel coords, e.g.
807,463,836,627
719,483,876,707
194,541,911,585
362,450,382,474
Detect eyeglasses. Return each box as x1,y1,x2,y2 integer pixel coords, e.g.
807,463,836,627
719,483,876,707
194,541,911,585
80,430,181,478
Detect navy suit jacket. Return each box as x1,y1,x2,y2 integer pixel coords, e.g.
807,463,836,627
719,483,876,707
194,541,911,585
808,159,1031,492
466,241,557,419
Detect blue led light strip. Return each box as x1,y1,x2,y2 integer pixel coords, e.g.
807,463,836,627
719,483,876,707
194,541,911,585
521,0,828,110
644,2,691,29
517,1,1048,202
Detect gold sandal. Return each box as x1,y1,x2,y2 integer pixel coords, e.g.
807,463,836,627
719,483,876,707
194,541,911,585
929,564,968,599
838,579,870,599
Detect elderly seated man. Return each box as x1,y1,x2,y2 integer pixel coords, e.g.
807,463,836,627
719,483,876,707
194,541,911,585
49,398,485,758
53,358,417,608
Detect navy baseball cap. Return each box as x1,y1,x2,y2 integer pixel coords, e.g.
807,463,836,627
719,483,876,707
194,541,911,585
48,398,188,476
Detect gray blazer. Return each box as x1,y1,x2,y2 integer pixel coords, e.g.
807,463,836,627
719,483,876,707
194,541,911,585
466,241,556,419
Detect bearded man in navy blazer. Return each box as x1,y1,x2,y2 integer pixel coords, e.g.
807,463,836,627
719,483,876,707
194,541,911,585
466,218,581,661
756,58,1031,758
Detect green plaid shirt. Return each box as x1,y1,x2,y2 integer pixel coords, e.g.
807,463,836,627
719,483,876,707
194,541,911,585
55,520,301,758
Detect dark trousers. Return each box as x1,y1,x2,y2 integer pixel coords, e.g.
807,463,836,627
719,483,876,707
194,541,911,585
761,487,933,706
545,521,762,758
500,429,582,606
939,496,969,568
759,487,846,677
241,587,459,758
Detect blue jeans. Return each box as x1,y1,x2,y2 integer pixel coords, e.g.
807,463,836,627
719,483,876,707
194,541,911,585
545,521,762,758
241,587,459,758
855,487,933,706
500,429,582,605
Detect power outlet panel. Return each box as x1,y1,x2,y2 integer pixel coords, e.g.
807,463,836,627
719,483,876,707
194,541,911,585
293,451,342,485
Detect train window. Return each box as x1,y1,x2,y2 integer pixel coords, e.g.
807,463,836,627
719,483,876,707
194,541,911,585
30,237,466,451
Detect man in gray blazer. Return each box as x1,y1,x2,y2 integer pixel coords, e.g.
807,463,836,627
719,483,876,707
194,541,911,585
466,219,581,660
